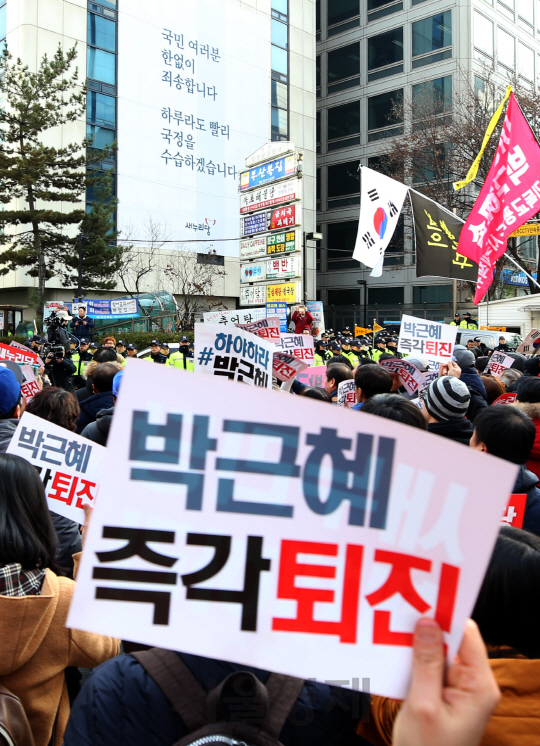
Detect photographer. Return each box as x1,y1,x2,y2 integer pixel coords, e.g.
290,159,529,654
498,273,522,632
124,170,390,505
44,345,76,392
70,305,95,340
46,308,72,350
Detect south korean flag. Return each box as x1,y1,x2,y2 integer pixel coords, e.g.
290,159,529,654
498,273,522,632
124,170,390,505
353,166,409,273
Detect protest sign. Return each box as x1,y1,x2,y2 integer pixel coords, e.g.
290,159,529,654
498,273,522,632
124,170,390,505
417,370,439,400
517,329,540,354
194,323,273,388
203,308,267,325
398,315,457,371
501,494,526,529
0,342,40,367
235,316,281,342
485,351,514,377
68,362,518,699
9,340,44,371
493,392,517,405
306,301,325,338
296,365,327,388
6,412,105,524
337,379,356,408
273,352,309,382
20,365,41,402
274,333,315,365
379,359,425,396
266,302,288,333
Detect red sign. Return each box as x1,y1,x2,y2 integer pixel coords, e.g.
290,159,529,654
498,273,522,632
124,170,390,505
457,94,540,304
0,343,39,366
493,392,517,405
501,493,526,528
269,205,296,231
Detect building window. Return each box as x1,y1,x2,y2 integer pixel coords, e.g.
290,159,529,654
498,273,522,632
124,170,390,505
412,75,452,115
328,0,360,35
367,89,403,140
197,253,225,266
87,47,116,85
327,101,360,151
368,154,404,180
327,221,359,270
368,0,404,22
271,107,288,139
271,7,289,139
87,90,116,128
87,124,116,150
327,161,360,208
316,0,321,39
368,286,404,304
412,11,452,68
316,110,321,153
88,13,116,52
271,0,288,21
413,285,452,303
327,42,360,92
473,11,494,61
368,27,404,80
412,143,450,184
498,27,515,70
0,2,6,42
328,288,364,305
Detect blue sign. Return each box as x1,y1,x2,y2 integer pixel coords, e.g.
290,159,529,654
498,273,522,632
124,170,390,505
73,298,140,320
241,212,268,237
266,302,288,332
240,154,297,191
501,269,537,287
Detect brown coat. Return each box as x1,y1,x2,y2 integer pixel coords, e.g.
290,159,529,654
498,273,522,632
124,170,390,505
0,555,120,746
357,656,540,746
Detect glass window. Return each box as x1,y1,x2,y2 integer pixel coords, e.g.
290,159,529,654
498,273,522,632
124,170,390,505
271,45,288,76
519,0,534,22
87,47,116,85
519,42,535,79
498,27,515,68
87,91,116,127
413,285,452,303
368,154,404,179
369,0,398,8
327,161,360,198
316,0,321,30
473,12,494,57
271,107,288,139
368,28,404,70
412,12,452,57
328,101,360,140
328,42,360,82
271,19,288,49
87,124,116,150
272,80,288,109
328,221,358,257
272,0,288,15
316,55,321,89
412,76,452,114
328,288,363,304
328,0,360,26
368,287,404,304
88,14,116,52
368,89,403,130
0,4,6,41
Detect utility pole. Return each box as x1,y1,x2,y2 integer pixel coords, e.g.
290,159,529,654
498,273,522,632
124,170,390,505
77,234,85,301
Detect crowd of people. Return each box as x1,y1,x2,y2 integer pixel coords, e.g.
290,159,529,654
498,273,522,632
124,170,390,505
0,305,539,746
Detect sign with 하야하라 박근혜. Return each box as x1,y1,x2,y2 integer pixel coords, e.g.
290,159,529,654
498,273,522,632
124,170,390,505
67,362,518,699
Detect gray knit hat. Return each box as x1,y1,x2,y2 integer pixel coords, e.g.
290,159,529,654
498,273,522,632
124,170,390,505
424,376,471,421
453,344,475,369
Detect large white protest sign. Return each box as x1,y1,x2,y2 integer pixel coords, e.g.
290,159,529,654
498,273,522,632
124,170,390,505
398,315,457,371
203,308,267,325
68,362,517,699
274,333,315,366
337,379,356,408
7,412,105,524
485,351,514,377
194,322,273,388
235,316,281,342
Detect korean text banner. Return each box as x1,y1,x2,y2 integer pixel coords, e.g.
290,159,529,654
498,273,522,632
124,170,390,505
6,412,106,524
75,298,140,320
398,315,458,371
67,363,518,699
353,167,408,269
456,94,540,304
203,308,266,325
409,191,478,281
194,323,273,388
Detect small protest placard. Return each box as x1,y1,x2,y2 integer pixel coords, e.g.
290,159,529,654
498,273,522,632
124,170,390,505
417,370,439,400
296,365,327,388
9,340,45,370
336,379,356,408
0,342,40,367
486,351,514,377
274,333,315,365
20,365,41,402
68,363,518,700
398,315,457,371
194,323,273,388
493,392,517,405
501,494,526,528
235,316,281,342
273,352,309,382
517,329,540,354
379,359,425,396
6,412,105,524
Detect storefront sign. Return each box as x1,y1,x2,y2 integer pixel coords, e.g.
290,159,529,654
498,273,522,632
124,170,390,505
239,178,301,214
240,154,297,190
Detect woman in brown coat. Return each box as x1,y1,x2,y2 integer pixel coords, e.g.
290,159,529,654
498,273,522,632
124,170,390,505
0,453,119,746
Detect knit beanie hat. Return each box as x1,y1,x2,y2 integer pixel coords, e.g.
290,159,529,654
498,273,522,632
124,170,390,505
453,344,475,369
424,376,471,421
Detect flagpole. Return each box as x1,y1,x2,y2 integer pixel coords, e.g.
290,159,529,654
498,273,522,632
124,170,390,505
504,252,540,291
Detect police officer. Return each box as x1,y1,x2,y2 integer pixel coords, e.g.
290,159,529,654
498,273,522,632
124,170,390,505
160,342,171,361
349,338,367,365
460,312,478,329
386,337,403,359
167,336,195,371
450,313,461,326
371,337,388,362
71,337,93,389
116,340,128,358
314,339,328,366
340,337,357,366
126,342,138,358
494,336,510,352
143,339,167,364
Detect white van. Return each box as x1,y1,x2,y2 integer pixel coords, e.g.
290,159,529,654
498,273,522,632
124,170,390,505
456,330,523,351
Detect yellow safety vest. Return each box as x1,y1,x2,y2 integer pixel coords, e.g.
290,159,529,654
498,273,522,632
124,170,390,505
166,351,195,371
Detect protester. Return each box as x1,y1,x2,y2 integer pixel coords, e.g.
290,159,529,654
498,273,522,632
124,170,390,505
361,393,426,429
470,405,540,536
81,369,123,446
522,356,540,377
480,375,505,405
76,347,120,403
302,386,332,402
26,387,80,432
353,365,393,409
70,306,95,340
422,376,473,444
324,364,353,402
505,352,525,372
0,454,119,746
474,337,490,356
0,367,25,451
291,305,313,334
76,363,122,434
143,339,168,364
102,336,117,348
499,367,522,391
326,354,353,370
475,356,490,374
515,376,540,481
451,346,487,420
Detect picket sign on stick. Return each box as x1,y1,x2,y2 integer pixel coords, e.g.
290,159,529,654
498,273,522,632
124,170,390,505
273,352,309,382
235,316,281,342
398,315,457,371
379,359,425,396
9,340,45,371
20,365,41,402
68,361,518,699
485,351,514,377
337,379,357,408
274,333,315,366
6,412,105,524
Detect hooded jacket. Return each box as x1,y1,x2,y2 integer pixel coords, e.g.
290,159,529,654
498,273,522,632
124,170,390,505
460,366,488,400
515,402,540,481
76,391,115,434
0,418,17,452
427,417,474,444
514,465,540,538
81,406,114,447
0,555,119,746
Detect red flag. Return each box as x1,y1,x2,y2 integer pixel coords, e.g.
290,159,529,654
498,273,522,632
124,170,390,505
456,93,540,304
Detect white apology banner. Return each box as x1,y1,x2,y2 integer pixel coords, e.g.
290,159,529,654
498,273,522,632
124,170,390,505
68,362,517,698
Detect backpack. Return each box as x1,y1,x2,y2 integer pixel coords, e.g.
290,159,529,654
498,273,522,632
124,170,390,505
0,684,35,746
131,648,305,746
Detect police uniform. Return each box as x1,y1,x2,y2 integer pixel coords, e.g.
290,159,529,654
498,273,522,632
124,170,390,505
167,338,195,371
459,316,478,329
143,340,168,364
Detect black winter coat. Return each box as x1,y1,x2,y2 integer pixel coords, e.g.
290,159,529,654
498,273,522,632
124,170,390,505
49,511,81,578
81,406,114,446
427,418,474,445
63,651,370,746
76,391,114,433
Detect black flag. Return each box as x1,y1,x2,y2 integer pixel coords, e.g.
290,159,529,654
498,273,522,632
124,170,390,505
410,191,478,281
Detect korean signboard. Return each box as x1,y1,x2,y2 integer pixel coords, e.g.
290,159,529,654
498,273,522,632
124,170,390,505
337,379,356,408
266,281,301,304
266,229,299,255
240,206,299,237
7,412,106,524
274,332,314,365
240,178,301,214
0,343,40,367
240,236,267,261
240,285,268,307
266,302,288,333
20,365,41,402
398,315,457,371
306,301,325,338
272,352,309,382
67,363,518,699
204,308,266,325
266,255,300,281
240,261,267,283
240,154,297,191
73,298,140,320
194,323,273,387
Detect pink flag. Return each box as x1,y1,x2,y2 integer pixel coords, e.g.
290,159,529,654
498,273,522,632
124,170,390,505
457,94,540,304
